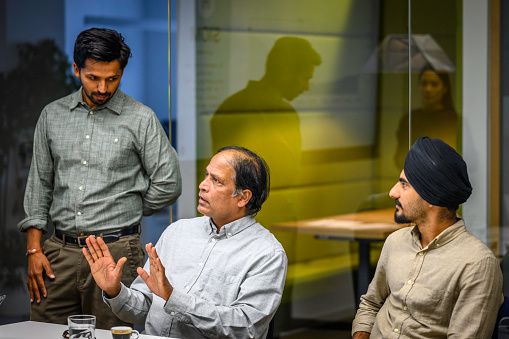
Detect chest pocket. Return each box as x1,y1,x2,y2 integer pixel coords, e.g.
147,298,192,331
95,135,136,169
195,271,241,305
408,286,455,325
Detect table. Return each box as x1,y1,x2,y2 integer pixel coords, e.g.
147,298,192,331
272,208,407,301
0,321,177,339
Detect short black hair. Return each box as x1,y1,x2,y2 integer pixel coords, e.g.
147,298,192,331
216,146,270,216
74,28,132,70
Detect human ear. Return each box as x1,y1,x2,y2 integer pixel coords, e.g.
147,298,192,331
73,63,81,79
237,189,252,208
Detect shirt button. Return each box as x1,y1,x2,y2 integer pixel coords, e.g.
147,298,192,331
79,186,83,190
185,285,190,290
227,232,232,237
211,239,216,243
394,328,399,333
114,138,118,142
77,211,82,216
407,280,413,285
85,135,90,139
436,243,440,247
198,262,203,266
89,111,94,115
403,306,408,311
170,311,175,316
83,160,87,165
419,252,424,256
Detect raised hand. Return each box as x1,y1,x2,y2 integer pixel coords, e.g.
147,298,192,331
82,236,126,297
137,243,173,301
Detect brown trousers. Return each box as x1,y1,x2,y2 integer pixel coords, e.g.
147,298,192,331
30,233,145,330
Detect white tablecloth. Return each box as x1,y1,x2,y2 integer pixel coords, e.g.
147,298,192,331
0,321,177,339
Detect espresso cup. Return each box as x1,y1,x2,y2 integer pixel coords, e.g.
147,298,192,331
68,315,96,339
111,326,139,339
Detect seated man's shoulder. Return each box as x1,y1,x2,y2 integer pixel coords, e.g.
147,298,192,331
457,231,498,261
248,222,286,253
162,216,209,235
386,225,414,243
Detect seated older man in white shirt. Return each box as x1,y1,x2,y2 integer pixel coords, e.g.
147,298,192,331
84,146,287,339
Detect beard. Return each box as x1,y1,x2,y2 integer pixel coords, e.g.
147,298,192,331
394,199,413,224
394,210,412,224
83,88,112,107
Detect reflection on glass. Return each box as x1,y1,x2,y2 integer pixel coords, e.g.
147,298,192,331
211,37,321,189
394,66,458,169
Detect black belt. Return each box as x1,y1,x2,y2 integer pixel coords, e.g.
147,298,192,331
54,224,140,247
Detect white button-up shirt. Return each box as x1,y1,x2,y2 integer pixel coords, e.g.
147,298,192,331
105,215,287,338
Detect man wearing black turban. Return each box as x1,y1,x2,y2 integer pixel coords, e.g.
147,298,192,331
352,137,503,339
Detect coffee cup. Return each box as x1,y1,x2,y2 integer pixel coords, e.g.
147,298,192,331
68,315,96,339
110,326,139,339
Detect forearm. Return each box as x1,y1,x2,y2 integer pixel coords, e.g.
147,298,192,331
165,289,273,338
27,228,43,250
164,249,286,338
104,282,152,325
142,178,181,215
141,121,182,215
353,331,370,339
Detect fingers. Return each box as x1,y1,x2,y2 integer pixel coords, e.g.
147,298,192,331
115,257,127,277
137,267,149,283
82,247,93,264
44,262,55,279
84,235,112,262
155,258,167,285
85,236,102,260
36,273,47,300
27,277,38,303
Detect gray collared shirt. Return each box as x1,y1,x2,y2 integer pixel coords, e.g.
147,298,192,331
352,219,503,338
18,88,182,235
104,215,288,339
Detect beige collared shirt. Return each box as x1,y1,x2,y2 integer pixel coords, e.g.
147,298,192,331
352,219,503,338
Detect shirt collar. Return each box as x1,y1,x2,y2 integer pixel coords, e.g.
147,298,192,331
411,218,467,251
69,87,124,115
207,215,257,238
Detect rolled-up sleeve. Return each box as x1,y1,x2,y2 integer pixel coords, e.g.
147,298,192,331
18,109,54,233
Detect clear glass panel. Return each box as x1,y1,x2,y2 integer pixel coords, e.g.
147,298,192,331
0,0,464,334
0,0,169,323
192,0,461,335
194,0,390,333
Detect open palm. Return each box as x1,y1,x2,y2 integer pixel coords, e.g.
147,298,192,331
137,243,173,301
82,236,126,297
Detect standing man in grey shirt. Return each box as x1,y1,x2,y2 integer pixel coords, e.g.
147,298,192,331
18,27,182,329
352,137,503,338
83,146,287,338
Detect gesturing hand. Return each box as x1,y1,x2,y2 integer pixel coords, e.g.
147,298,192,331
82,236,126,298
137,243,173,301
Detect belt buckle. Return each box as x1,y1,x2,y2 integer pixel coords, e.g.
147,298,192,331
77,236,88,247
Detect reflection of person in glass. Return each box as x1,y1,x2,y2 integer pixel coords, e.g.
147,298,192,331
210,37,321,188
394,65,458,169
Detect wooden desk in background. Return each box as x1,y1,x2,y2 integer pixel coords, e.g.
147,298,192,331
272,208,407,302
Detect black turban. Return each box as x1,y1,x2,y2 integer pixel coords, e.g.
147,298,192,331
403,137,472,209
